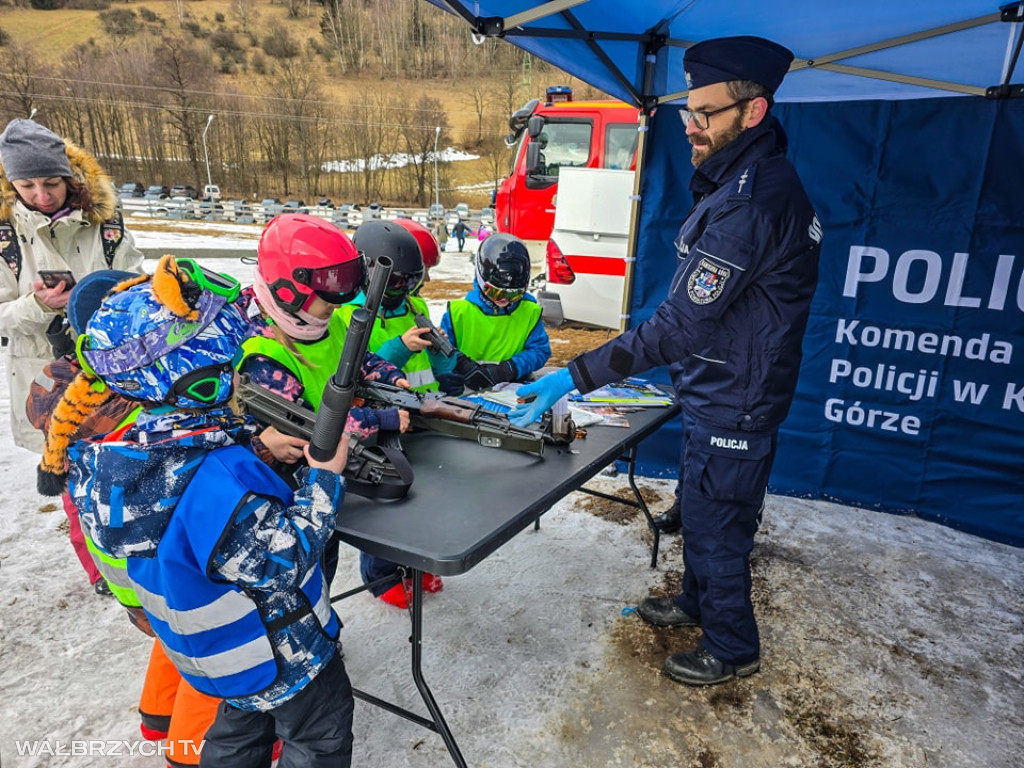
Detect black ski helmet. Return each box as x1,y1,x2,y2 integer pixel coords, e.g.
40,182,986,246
353,220,424,309
475,233,531,303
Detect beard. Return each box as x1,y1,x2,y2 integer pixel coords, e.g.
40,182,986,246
690,113,746,167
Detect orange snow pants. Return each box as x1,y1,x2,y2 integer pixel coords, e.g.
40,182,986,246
138,640,220,767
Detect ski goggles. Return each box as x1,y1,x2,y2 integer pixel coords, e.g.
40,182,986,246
164,361,234,406
481,281,524,305
175,258,241,302
383,269,425,298
294,259,366,305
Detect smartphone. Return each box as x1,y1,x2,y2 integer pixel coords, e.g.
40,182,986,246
38,270,77,290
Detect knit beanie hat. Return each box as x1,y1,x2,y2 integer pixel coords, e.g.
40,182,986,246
67,270,137,336
0,119,73,181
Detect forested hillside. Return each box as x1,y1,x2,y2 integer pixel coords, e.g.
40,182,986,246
0,0,607,205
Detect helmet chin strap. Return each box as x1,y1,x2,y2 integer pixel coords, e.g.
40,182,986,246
252,272,330,341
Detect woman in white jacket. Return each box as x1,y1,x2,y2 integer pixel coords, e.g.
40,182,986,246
0,118,144,452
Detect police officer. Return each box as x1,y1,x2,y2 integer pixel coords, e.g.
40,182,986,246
510,35,822,686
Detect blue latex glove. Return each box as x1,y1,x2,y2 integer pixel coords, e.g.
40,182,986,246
509,368,574,427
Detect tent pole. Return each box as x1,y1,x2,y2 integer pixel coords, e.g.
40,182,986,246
618,108,647,334
618,41,664,333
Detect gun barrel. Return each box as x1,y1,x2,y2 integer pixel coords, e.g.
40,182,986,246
308,255,393,462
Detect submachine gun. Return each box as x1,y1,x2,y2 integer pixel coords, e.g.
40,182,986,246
237,255,415,500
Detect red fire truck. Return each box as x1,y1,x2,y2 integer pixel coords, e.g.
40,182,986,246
494,87,639,271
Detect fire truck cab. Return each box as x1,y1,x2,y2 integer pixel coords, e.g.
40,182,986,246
494,88,638,273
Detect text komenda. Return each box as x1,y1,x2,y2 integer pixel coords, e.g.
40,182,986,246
835,319,1012,365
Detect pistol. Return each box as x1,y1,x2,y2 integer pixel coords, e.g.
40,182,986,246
414,312,455,358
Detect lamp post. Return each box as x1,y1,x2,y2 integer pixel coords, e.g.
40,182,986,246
432,126,441,207
202,114,214,189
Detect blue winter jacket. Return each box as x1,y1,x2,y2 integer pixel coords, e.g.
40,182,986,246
69,410,344,711
570,116,821,431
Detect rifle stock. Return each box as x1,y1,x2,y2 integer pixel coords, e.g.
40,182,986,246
236,376,414,500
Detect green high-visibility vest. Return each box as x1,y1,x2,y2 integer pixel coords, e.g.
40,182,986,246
448,299,541,363
338,295,438,392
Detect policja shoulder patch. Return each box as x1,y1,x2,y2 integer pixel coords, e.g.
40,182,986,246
687,257,730,304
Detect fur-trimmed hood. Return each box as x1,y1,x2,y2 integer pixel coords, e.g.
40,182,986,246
0,139,118,223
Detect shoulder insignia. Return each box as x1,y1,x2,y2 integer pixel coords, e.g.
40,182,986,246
729,166,756,200
687,257,730,304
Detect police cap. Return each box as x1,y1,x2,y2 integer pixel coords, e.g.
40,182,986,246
684,35,794,93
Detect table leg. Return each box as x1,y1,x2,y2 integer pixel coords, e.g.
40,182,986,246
574,446,661,568
345,571,468,766
408,568,468,768
624,446,662,567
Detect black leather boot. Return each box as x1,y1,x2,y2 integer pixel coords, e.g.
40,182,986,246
637,596,699,627
663,644,760,686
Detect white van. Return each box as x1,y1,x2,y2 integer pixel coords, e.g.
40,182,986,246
203,184,221,201
537,167,633,330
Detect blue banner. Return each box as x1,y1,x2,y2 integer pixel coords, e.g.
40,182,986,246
630,98,1024,546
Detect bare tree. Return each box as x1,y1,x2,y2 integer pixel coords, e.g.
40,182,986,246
0,44,40,121
479,112,514,201
398,95,449,207
340,91,396,203
320,0,367,74
229,0,260,36
152,37,218,186
271,54,326,197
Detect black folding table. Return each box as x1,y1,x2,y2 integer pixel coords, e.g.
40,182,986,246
332,399,679,767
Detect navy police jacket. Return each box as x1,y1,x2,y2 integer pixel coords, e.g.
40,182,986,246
570,116,821,431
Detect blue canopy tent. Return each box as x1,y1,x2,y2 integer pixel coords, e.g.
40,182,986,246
427,1,1024,546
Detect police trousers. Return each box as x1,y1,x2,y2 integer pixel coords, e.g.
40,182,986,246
673,410,776,666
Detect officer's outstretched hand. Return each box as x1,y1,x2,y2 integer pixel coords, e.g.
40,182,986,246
509,369,574,427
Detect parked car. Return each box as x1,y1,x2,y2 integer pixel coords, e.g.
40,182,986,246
170,184,199,199
282,200,308,214
316,197,334,209
118,181,144,198
231,200,254,222
428,203,446,221
478,206,495,225
455,202,471,219
258,198,283,223
364,202,382,220
198,200,225,219
202,184,221,201
144,185,169,200
165,196,196,219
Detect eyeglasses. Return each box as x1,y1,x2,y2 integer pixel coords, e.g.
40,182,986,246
481,281,524,305
679,98,751,131
175,258,241,302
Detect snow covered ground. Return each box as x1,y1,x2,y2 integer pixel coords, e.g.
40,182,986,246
0,219,1022,767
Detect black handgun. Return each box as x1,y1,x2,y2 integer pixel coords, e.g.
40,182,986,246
413,312,455,358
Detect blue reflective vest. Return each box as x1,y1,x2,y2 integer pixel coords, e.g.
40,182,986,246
128,445,340,699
